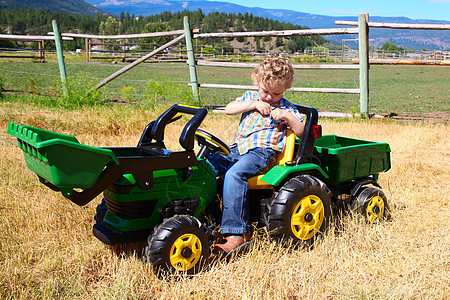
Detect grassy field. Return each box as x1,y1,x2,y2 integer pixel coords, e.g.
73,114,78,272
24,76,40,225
0,101,449,299
0,54,448,120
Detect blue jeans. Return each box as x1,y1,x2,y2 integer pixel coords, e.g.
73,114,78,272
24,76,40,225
207,147,276,235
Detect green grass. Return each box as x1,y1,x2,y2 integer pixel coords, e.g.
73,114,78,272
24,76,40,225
370,65,450,113
0,55,448,116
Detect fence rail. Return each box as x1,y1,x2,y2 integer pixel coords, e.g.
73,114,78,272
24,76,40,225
335,21,450,30
0,34,72,41
191,83,361,94
194,28,359,39
52,30,194,39
196,60,360,70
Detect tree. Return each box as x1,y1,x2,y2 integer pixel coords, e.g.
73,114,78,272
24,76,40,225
99,16,119,36
140,21,172,50
380,42,404,51
0,7,330,53
275,37,284,48
99,16,119,50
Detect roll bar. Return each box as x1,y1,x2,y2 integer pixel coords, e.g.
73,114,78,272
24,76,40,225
292,105,320,165
138,104,207,151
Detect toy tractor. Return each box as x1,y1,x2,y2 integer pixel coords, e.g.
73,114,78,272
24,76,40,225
7,104,391,274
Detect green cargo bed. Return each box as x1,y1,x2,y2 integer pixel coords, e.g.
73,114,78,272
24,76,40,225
7,122,119,190
314,135,391,185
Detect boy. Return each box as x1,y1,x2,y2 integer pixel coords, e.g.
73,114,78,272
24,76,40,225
209,54,304,254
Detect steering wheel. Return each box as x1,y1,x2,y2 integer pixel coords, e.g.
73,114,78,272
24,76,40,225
194,129,230,158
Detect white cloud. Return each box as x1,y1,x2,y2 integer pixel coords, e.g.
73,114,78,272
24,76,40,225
100,0,170,4
99,0,125,5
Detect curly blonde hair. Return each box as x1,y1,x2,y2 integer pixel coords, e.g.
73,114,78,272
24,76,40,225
251,54,294,90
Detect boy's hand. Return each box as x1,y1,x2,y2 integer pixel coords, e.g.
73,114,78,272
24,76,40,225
271,108,305,138
254,101,272,116
270,108,288,122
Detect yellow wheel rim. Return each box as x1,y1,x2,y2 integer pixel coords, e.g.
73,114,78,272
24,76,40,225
290,195,324,240
169,233,202,271
366,196,385,223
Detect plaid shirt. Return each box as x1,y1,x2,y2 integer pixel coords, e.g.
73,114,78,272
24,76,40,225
231,91,303,155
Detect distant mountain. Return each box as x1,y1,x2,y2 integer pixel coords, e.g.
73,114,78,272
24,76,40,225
1,0,108,16
84,0,450,50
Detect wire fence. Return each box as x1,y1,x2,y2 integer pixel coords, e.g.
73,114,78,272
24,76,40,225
0,54,363,113
0,57,192,103
2,45,448,65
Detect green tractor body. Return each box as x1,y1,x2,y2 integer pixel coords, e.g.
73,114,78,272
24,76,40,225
95,159,217,244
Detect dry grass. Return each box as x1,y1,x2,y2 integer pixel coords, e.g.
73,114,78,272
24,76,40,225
0,103,449,299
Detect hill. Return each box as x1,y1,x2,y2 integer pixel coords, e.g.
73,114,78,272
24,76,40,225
84,0,450,50
0,8,327,53
0,0,108,16
1,0,448,50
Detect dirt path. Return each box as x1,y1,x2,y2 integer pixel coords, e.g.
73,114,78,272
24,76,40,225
389,111,449,122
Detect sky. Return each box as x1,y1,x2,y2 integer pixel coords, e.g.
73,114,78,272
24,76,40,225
205,0,450,21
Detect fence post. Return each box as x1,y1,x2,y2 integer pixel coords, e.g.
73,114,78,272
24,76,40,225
38,40,45,62
358,14,369,117
85,38,89,62
52,20,67,97
183,16,200,104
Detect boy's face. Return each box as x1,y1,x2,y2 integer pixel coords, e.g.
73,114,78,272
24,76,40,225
258,82,286,104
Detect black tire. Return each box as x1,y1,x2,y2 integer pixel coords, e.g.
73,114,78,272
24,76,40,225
268,175,332,247
352,187,389,223
94,198,108,223
146,215,210,275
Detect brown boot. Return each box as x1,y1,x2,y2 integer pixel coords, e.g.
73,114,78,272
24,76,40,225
213,234,252,255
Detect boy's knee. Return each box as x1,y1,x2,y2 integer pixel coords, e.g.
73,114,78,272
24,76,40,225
224,169,247,183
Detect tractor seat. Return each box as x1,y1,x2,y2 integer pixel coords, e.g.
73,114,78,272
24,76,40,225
247,129,296,189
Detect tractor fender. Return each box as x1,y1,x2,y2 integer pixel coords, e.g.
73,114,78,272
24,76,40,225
350,177,381,197
260,163,329,187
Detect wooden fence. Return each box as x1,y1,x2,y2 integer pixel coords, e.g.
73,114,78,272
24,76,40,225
51,20,363,106
335,18,450,114
2,15,449,116
55,15,450,116
0,34,73,62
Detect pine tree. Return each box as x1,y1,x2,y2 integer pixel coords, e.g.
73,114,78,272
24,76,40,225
0,7,327,52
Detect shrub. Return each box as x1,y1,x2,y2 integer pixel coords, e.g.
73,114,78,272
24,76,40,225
119,86,136,103
144,76,197,108
54,73,105,109
299,54,320,64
